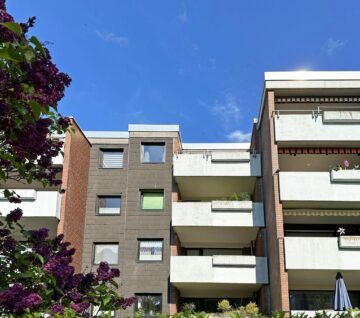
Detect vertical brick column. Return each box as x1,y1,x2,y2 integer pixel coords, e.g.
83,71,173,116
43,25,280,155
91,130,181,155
58,119,91,272
259,91,289,314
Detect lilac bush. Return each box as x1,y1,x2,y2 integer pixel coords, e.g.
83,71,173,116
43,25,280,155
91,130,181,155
0,0,71,196
0,1,136,316
0,209,136,317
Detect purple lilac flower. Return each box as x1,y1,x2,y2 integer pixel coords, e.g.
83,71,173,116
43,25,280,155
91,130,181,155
67,291,82,303
70,301,90,313
0,228,10,237
13,293,42,313
3,236,16,251
50,303,64,315
30,228,49,241
5,208,23,223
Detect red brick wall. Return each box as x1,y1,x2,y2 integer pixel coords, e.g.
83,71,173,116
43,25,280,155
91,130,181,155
58,119,91,272
259,91,289,313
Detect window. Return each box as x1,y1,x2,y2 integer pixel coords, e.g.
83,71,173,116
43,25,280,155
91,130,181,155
97,196,121,215
101,149,123,168
141,143,165,163
140,190,164,210
138,240,163,262
93,243,118,265
135,294,162,317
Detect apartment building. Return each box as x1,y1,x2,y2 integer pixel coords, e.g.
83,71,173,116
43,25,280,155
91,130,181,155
2,71,360,317
0,118,91,271
257,71,360,315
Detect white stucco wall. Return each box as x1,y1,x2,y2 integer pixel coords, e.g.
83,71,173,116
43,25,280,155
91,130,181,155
279,172,360,202
274,113,360,142
172,202,264,227
170,256,268,284
173,153,261,177
285,237,360,270
0,191,61,219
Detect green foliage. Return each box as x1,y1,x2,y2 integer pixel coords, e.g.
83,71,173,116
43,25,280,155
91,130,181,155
218,299,232,313
228,192,251,201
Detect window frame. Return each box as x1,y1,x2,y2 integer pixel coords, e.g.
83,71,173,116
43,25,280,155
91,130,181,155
140,189,165,211
96,195,122,216
141,142,166,164
93,242,119,265
137,239,164,263
135,293,162,317
99,148,124,169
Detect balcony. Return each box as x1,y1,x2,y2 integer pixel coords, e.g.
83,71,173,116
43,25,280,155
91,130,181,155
274,110,360,146
172,201,264,247
279,171,360,208
173,152,261,200
173,152,261,177
284,237,360,290
170,255,268,297
0,190,61,236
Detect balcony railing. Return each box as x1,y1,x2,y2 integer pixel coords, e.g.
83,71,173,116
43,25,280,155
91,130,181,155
170,255,268,285
273,108,360,144
279,171,360,207
173,152,261,177
0,190,61,219
284,236,360,270
172,201,264,228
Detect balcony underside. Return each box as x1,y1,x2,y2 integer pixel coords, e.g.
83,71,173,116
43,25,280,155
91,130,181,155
175,177,256,201
174,226,259,248
173,282,263,298
288,269,360,291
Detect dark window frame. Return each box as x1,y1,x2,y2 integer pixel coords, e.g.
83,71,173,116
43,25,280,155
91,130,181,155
92,242,119,265
137,239,164,263
141,142,166,164
99,148,124,169
135,293,162,317
139,189,165,212
96,195,122,216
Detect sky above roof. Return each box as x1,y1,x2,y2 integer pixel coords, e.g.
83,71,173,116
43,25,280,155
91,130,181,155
8,1,360,142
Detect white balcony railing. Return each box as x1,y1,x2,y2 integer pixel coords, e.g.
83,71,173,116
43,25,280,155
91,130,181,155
173,152,261,177
170,255,268,285
172,201,264,228
279,171,360,205
0,190,61,219
274,111,360,144
284,237,360,270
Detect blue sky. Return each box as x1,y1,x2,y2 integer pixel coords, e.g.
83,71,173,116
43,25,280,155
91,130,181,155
8,1,360,142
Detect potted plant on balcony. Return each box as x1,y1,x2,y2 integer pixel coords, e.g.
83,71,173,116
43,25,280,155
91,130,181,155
211,192,252,212
331,160,360,183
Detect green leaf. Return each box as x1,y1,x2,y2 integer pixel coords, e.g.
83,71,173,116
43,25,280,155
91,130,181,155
0,48,19,62
29,36,46,56
1,22,23,36
23,48,35,62
29,100,43,120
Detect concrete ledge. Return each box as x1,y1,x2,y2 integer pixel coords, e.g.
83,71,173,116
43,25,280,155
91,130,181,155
212,255,256,267
331,170,360,183
323,111,360,123
211,152,250,162
339,236,360,249
0,189,37,200
211,200,252,211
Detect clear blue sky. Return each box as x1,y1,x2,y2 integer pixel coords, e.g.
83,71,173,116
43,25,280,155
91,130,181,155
8,1,360,142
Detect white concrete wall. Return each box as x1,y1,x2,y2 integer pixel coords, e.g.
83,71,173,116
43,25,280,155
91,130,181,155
173,153,261,177
172,202,264,227
285,237,360,270
274,113,360,142
279,172,360,202
0,191,61,219
170,256,268,284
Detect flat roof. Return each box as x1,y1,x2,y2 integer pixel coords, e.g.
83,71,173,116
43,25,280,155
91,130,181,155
128,124,179,132
84,131,129,139
182,143,250,150
265,71,360,81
